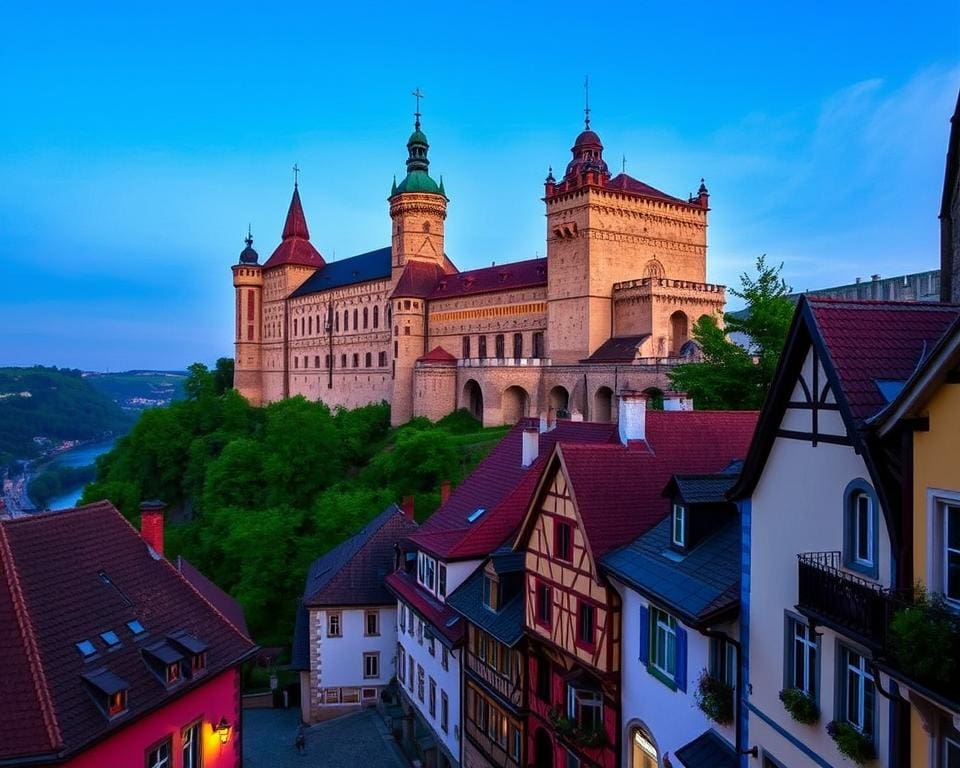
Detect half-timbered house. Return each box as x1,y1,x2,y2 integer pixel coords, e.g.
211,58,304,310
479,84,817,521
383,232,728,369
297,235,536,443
514,393,757,768
730,297,960,767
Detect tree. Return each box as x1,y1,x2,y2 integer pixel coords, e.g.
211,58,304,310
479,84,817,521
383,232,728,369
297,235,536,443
213,358,235,395
669,255,794,409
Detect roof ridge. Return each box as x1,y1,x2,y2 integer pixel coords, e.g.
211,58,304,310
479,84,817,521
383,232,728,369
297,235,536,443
175,557,250,641
4,500,115,525
0,522,62,750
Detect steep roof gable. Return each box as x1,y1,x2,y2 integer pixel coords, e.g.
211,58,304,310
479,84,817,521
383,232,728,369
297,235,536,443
262,185,326,270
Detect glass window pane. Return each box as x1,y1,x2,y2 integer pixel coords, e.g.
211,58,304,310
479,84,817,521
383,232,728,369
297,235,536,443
948,506,960,550
944,738,959,768
948,552,960,601
857,496,870,561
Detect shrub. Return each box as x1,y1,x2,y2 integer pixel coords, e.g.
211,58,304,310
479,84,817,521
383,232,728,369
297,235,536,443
694,670,734,725
826,720,876,765
887,588,960,699
778,687,820,724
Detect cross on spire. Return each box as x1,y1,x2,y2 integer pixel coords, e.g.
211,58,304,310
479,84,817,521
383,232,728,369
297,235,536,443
292,163,300,187
584,75,591,129
621,155,626,174
412,87,424,130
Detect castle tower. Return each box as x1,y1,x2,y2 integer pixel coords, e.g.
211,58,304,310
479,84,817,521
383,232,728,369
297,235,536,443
232,230,264,404
388,111,448,282
544,115,710,363
259,181,326,402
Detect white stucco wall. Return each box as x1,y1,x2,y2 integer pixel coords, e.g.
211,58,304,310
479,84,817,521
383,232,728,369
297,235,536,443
316,606,397,689
613,576,737,765
748,428,893,766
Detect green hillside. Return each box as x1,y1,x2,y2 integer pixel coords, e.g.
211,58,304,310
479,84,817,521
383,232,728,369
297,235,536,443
80,362,509,646
0,367,134,466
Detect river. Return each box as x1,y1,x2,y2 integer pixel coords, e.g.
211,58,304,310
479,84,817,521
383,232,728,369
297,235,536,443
44,438,117,510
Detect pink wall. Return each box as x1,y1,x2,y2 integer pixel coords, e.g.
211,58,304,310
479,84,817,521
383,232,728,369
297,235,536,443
65,669,241,768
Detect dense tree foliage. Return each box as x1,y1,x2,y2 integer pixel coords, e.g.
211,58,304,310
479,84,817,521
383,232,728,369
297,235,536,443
669,255,795,409
27,464,97,507
80,361,508,646
0,366,133,461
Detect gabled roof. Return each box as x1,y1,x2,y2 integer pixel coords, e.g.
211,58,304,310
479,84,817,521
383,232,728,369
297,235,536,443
662,473,738,505
603,517,741,627
263,185,326,270
385,569,465,646
391,259,453,299
428,258,547,300
0,502,256,762
289,247,392,297
515,411,758,565
446,556,524,647
584,335,650,363
417,346,458,364
302,504,418,607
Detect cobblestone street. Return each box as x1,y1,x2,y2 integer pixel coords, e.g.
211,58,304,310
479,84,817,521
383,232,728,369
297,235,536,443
243,708,409,768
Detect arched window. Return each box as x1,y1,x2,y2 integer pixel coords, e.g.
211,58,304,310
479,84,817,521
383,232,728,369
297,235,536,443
513,333,523,361
843,479,879,579
495,334,505,359
353,309,358,329
373,305,379,329
630,725,659,768
308,316,313,335
343,310,349,331
335,311,340,332
363,307,369,329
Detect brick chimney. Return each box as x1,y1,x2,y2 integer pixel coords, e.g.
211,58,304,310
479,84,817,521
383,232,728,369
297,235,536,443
522,427,540,468
440,481,451,506
618,391,648,445
139,500,166,556
663,391,694,411
402,495,415,521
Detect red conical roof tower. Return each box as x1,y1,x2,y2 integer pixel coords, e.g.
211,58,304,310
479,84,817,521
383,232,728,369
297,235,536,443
263,182,325,269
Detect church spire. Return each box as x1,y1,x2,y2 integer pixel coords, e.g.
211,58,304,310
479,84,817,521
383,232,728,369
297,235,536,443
282,183,310,241
391,88,445,198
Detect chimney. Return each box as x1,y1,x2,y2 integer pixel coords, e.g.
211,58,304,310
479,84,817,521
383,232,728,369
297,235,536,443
440,481,451,506
663,391,694,411
402,495,415,521
139,500,166,556
522,427,540,468
618,391,648,445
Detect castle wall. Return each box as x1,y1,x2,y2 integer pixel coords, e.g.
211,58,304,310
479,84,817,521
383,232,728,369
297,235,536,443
412,365,457,421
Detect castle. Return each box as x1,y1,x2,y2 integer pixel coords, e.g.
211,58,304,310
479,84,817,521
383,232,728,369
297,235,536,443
232,110,726,426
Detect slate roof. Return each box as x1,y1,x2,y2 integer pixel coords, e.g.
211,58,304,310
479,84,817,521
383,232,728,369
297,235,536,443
603,517,741,626
663,474,739,505
526,410,757,561
428,258,547,300
289,247,393,297
0,502,256,762
675,730,738,768
262,185,326,269
302,504,418,607
445,566,524,647
584,335,650,363
806,297,960,422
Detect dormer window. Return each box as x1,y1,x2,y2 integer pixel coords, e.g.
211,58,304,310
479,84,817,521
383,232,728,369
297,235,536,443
82,668,129,719
107,689,127,716
191,652,207,674
167,630,209,677
417,552,437,593
671,503,686,548
482,574,500,612
166,663,181,684
142,641,185,687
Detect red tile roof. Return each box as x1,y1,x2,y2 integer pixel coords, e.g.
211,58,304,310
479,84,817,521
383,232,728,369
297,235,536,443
0,502,256,762
806,298,960,421
175,556,250,638
417,346,458,364
517,411,759,561
604,173,685,204
391,259,452,298
263,185,326,269
428,258,547,299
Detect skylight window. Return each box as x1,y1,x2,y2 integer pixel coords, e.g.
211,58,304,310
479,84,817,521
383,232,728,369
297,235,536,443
467,507,486,523
126,620,145,636
76,640,97,658
100,631,121,648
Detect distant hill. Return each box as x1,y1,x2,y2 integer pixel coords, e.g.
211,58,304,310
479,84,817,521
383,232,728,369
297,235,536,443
84,370,187,411
0,367,134,464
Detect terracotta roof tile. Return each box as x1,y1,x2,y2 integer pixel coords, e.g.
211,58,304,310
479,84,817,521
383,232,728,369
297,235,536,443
391,260,452,298
428,258,547,300
604,173,685,203
385,570,465,645
263,186,325,269
417,346,458,364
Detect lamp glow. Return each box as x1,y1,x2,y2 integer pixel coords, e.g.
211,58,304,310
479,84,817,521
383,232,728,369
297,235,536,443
216,717,231,744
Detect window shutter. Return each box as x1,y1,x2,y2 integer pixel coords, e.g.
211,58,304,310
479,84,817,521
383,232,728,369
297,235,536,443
676,626,688,692
638,606,649,664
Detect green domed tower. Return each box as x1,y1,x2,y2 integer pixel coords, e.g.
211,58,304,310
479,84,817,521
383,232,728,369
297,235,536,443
389,109,448,279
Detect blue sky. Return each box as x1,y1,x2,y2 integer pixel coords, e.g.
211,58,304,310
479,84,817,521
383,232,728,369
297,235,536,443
1,2,957,370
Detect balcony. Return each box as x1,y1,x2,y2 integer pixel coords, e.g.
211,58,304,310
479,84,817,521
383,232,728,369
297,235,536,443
796,551,894,650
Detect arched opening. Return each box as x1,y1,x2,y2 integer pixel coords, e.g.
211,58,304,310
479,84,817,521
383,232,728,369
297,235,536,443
549,385,569,420
501,386,529,425
629,725,659,768
643,387,664,410
533,727,553,768
593,386,613,423
670,310,689,356
462,380,484,425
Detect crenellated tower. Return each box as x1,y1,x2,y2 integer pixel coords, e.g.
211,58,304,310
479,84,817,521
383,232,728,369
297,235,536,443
232,229,264,404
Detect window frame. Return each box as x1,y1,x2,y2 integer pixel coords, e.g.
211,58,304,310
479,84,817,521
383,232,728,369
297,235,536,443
576,599,597,649
181,720,202,768
145,736,172,768
554,521,572,561
843,479,879,579
429,677,437,717
671,503,686,548
566,683,603,731
327,611,342,638
927,490,960,608
535,581,552,628
649,606,677,687
365,610,379,637
417,552,437,593
441,690,449,732
783,611,819,702
363,651,380,679
836,642,877,746
482,573,500,612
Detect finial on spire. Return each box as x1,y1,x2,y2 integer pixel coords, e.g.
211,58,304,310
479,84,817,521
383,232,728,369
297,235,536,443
412,87,424,130
621,155,626,174
292,163,300,187
245,223,253,247
583,75,591,129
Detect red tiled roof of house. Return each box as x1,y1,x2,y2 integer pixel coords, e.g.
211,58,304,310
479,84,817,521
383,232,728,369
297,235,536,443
428,258,547,300
517,410,759,561
385,569,465,645
0,502,256,762
263,185,326,269
806,298,960,421
175,556,250,638
407,419,618,560
604,173,685,204
391,260,454,298
417,346,458,364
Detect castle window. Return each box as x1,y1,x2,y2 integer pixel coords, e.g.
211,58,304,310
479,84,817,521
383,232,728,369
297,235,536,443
341,354,347,368
314,355,320,368
344,310,349,331
533,332,544,358
335,312,340,332
462,336,471,358
363,307,369,329
247,290,254,321
387,305,392,325
404,300,411,310
404,327,410,336
353,309,358,329
495,334,505,359
394,341,398,357
478,336,487,359
308,316,313,335
325,354,331,368
365,352,372,368
353,353,360,368
379,352,386,367
513,333,523,361
304,356,309,369
373,306,379,329
294,357,299,369
247,325,253,341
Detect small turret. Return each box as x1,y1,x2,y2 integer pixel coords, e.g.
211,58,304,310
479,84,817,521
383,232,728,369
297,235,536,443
238,226,259,265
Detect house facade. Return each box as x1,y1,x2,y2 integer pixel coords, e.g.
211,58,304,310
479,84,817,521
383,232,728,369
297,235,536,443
731,297,960,767
292,503,418,722
0,501,256,768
